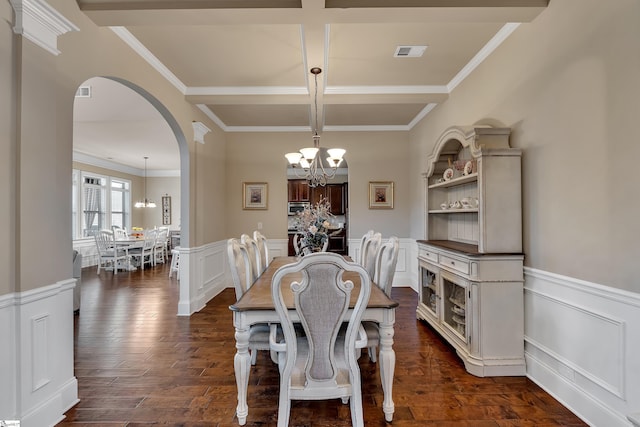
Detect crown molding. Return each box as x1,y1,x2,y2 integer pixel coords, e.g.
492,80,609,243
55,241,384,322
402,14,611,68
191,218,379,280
447,22,520,92
10,0,79,56
110,26,187,94
325,85,448,95
73,151,180,177
186,86,308,96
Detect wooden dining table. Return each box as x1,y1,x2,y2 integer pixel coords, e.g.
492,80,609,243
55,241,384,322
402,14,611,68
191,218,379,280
229,256,399,425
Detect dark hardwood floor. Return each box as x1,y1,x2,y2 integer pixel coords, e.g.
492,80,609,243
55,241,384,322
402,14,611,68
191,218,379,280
58,260,587,427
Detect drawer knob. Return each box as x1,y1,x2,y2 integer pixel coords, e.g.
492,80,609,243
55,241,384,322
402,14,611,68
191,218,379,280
450,261,455,265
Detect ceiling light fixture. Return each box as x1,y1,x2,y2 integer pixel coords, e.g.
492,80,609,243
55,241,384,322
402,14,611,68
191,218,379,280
285,67,345,188
134,156,156,208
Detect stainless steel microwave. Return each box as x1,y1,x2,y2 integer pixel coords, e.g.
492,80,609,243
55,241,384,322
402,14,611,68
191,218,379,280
288,202,310,216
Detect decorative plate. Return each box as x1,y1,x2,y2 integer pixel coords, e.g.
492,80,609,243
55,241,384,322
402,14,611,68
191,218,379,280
463,161,473,176
443,168,454,181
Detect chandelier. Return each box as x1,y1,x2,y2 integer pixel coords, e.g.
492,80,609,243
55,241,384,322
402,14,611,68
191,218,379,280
134,156,156,208
285,67,345,188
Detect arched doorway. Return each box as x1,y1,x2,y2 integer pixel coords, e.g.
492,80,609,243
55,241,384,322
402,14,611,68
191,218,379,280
72,76,190,314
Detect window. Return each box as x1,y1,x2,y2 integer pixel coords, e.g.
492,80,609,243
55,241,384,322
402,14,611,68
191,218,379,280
72,169,131,239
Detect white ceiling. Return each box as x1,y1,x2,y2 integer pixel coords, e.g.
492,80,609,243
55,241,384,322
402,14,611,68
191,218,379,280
72,0,548,173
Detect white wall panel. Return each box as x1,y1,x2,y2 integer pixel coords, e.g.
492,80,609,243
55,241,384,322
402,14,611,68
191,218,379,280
524,268,640,427
0,293,17,418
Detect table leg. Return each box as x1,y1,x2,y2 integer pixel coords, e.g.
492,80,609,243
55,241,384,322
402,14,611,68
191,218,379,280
234,316,251,425
378,309,396,422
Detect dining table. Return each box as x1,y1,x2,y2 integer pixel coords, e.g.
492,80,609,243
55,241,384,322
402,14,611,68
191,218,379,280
229,256,399,425
113,237,144,271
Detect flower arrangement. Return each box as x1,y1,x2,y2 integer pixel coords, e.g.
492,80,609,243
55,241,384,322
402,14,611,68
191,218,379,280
294,196,334,255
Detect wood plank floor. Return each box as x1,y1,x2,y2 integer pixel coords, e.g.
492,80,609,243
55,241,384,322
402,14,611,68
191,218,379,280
58,261,587,427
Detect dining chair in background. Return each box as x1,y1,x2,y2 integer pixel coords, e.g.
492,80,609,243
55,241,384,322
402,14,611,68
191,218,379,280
363,236,400,362
129,229,156,270
227,238,272,365
269,252,371,427
361,232,382,279
112,226,128,241
241,234,263,281
357,230,374,264
154,228,169,265
293,233,303,256
253,230,270,271
94,229,129,274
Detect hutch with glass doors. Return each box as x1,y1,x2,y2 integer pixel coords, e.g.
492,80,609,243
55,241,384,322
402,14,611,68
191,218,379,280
417,126,525,377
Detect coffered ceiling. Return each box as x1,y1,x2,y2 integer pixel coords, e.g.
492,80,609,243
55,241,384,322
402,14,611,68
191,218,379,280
73,0,548,171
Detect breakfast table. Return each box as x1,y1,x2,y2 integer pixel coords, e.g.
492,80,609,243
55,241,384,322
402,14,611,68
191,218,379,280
229,256,399,425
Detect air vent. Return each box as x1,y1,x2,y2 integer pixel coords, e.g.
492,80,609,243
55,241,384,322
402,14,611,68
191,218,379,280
394,45,427,58
76,86,91,98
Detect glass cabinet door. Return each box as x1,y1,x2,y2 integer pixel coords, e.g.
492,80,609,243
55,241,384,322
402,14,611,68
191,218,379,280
441,273,468,342
420,262,439,317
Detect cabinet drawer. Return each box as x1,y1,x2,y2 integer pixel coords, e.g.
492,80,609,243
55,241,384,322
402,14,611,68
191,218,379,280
419,248,438,263
439,254,469,275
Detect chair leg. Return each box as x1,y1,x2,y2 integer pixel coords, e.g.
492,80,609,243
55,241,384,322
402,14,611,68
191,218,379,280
277,390,291,427
350,387,365,427
250,349,257,366
368,346,377,363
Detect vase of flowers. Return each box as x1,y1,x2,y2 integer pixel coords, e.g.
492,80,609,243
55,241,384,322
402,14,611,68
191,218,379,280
294,196,334,256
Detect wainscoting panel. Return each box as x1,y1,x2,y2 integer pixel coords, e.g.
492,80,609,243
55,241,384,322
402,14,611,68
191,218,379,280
0,293,17,418
177,241,228,316
524,268,640,427
4,279,79,427
347,237,416,289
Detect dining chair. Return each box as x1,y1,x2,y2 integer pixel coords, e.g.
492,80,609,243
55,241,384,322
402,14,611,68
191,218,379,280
357,230,374,264
363,236,399,362
241,234,262,281
227,238,273,365
361,232,382,279
112,226,128,241
129,229,156,270
94,229,129,274
269,252,371,427
154,228,169,265
293,233,303,256
253,230,270,271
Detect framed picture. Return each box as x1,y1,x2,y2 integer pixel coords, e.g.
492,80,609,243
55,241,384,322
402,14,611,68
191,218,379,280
162,195,171,225
369,181,394,209
243,182,268,210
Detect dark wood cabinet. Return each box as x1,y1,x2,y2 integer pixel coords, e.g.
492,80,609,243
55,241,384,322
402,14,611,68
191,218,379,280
328,229,347,254
310,184,345,214
288,180,309,202
287,233,296,256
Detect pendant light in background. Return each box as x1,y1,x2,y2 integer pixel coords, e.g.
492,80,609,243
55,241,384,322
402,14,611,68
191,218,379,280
135,156,156,208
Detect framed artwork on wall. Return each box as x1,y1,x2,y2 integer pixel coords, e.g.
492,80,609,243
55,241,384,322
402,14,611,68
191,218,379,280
369,181,394,209
243,182,268,210
162,195,171,225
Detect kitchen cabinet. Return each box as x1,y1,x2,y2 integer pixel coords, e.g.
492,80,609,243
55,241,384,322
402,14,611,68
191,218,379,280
310,184,345,214
417,126,525,377
327,228,346,255
288,179,309,202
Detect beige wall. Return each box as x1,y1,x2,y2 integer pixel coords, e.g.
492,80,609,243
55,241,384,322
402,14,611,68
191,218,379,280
409,0,640,292
71,162,181,231
226,131,410,240
1,2,14,295
4,0,225,293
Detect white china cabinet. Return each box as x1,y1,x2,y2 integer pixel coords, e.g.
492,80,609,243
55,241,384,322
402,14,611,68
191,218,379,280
417,126,525,377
